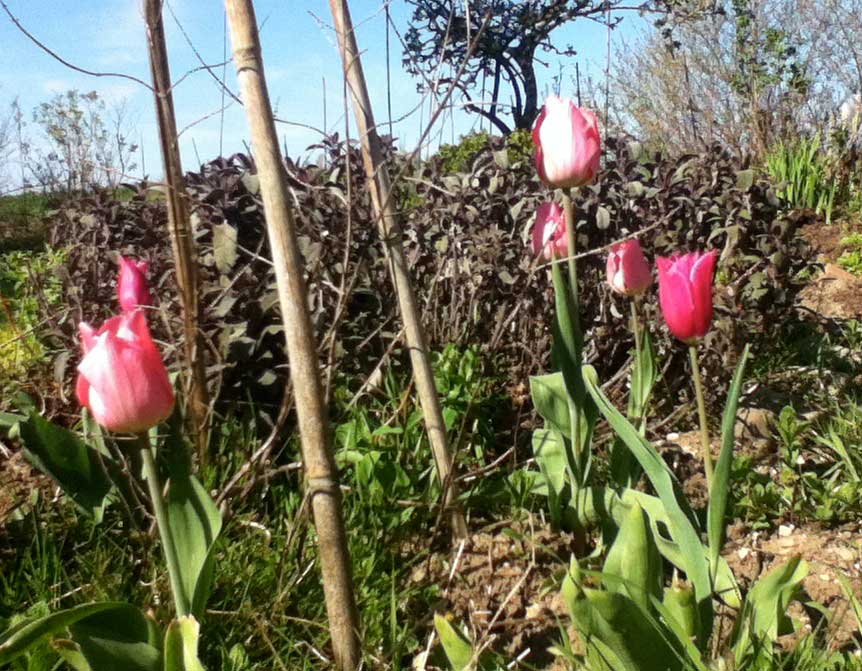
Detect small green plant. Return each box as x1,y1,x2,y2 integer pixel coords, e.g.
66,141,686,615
0,246,67,377
838,232,862,276
766,134,838,223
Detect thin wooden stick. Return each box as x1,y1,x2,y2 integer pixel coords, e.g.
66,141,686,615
327,0,468,540
144,0,211,464
224,2,361,668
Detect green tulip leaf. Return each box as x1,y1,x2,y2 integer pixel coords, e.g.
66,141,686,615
530,373,571,438
708,346,749,576
0,602,131,665
65,604,162,671
433,614,474,671
532,428,568,498
19,413,114,521
164,617,205,671
162,415,223,619
568,588,684,671
582,365,712,646
602,503,662,612
732,557,808,665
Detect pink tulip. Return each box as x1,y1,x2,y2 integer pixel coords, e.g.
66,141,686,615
606,239,652,296
118,256,152,313
531,202,568,260
656,250,719,343
532,96,601,189
76,310,175,433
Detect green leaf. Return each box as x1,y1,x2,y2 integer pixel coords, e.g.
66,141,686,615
662,584,700,643
568,589,683,671
629,327,657,421
18,413,113,521
433,614,474,671
0,602,130,665
551,262,583,404
708,346,749,577
163,617,205,671
736,169,755,191
166,471,222,620
732,557,808,665
66,604,162,671
582,366,713,646
602,503,662,612
578,485,741,609
161,416,222,619
530,373,571,438
532,429,568,498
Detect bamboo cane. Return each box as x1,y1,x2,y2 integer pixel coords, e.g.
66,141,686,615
327,0,468,540
224,1,361,667
144,1,211,464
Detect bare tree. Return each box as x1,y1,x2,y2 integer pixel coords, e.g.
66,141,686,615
0,99,15,192
26,89,138,193
403,0,718,134
613,0,819,156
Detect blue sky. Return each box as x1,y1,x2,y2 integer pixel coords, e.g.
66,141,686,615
0,1,648,181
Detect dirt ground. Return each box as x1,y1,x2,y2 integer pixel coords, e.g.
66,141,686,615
798,219,862,319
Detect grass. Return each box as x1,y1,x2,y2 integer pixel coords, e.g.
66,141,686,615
4,327,862,669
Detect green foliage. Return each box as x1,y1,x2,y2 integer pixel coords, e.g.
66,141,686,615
16,412,113,521
766,135,838,223
0,193,53,251
837,232,862,276
437,132,494,173
504,129,533,165
0,245,67,379
433,614,475,671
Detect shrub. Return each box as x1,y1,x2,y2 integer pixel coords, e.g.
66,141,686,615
41,135,811,428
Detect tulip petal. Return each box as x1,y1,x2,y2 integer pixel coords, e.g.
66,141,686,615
690,250,718,336
659,266,696,341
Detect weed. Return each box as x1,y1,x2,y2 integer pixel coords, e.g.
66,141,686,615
838,232,862,276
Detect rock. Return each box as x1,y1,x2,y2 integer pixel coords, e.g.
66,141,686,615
735,406,777,452
778,524,795,537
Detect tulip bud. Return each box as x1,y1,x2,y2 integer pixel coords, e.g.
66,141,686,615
531,202,568,260
656,250,719,343
532,96,601,189
76,310,174,433
118,256,152,313
606,239,652,296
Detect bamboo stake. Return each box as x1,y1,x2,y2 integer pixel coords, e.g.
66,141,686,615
328,0,468,540
144,0,211,464
224,2,361,667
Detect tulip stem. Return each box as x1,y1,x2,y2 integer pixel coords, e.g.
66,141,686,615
688,345,714,490
630,299,642,421
561,191,579,314
560,190,583,479
139,434,190,617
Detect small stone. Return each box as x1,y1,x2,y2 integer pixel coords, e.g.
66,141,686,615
836,547,856,562
737,547,751,560
526,603,544,619
778,524,795,537
667,432,680,442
